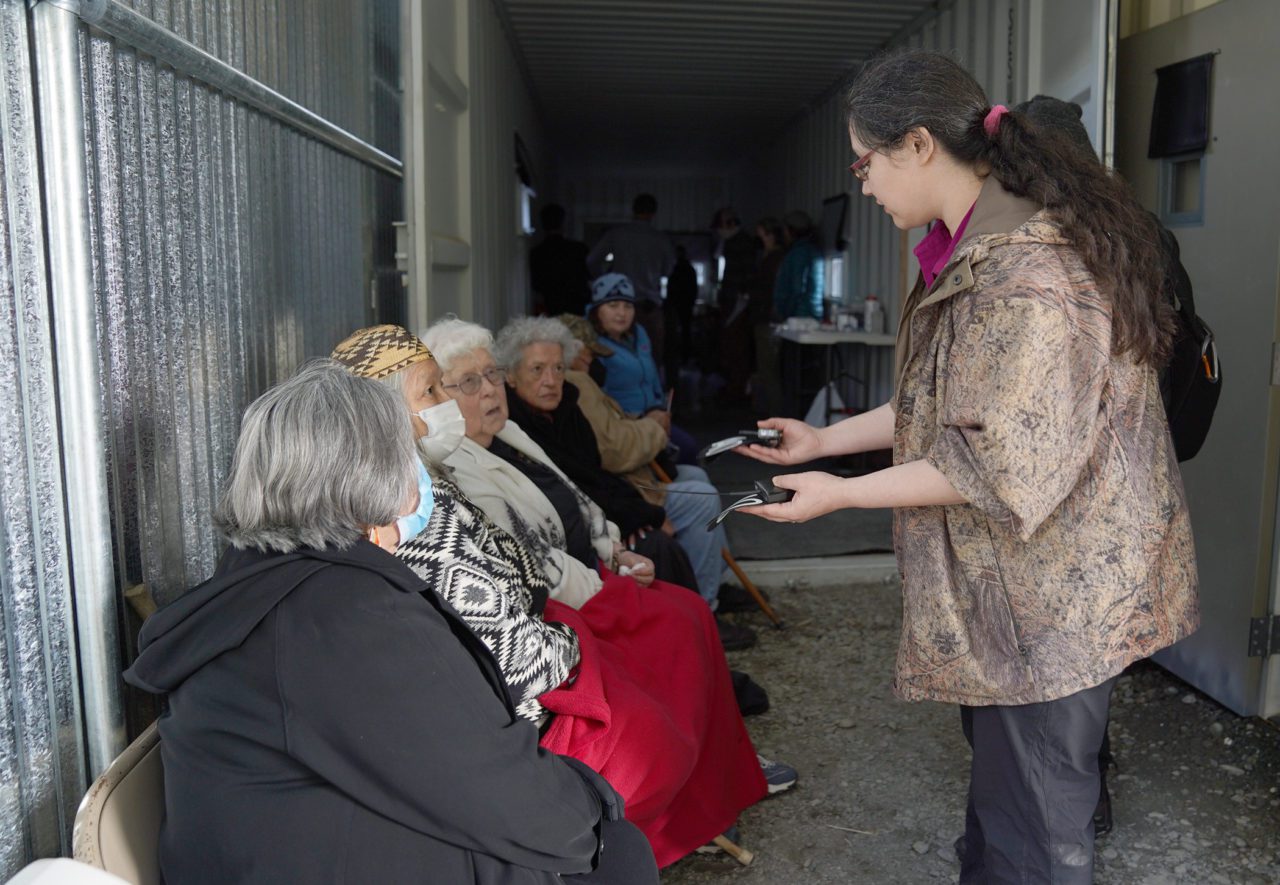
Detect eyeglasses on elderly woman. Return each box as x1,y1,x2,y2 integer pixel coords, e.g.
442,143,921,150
443,365,506,396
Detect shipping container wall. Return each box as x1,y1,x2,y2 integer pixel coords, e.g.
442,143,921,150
558,173,738,242
0,0,402,875
468,0,547,326
762,0,1033,407
83,0,399,613
0,3,87,873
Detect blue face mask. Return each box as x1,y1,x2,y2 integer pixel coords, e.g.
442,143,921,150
394,460,434,545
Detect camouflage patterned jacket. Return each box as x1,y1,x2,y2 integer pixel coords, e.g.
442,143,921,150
891,180,1199,706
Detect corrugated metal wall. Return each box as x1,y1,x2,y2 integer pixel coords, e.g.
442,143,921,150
0,0,401,874
80,0,399,610
0,3,87,873
558,174,737,239
764,0,1033,406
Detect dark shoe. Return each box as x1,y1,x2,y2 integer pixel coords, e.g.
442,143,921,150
716,583,769,614
1093,768,1114,838
731,670,770,716
716,617,756,651
758,754,798,794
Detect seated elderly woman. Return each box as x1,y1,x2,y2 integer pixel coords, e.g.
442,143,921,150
560,313,764,616
495,315,754,650
588,272,699,463
421,318,703,602
122,360,656,884
330,326,782,867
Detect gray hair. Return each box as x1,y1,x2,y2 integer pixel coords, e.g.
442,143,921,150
215,359,418,552
494,315,582,372
419,316,495,372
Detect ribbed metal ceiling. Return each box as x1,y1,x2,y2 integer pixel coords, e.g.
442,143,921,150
495,0,936,166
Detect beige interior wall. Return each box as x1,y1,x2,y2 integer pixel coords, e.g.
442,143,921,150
1116,0,1280,715
1120,0,1228,38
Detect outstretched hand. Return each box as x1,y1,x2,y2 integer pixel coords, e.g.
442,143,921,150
742,472,846,524
735,417,824,466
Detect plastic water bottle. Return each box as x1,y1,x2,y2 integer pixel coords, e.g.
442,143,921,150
863,295,884,334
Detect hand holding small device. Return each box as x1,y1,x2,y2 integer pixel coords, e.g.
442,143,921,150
739,471,851,525
706,480,796,529
734,418,824,466
701,428,783,460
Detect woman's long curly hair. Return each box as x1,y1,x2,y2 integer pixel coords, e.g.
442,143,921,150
844,48,1175,366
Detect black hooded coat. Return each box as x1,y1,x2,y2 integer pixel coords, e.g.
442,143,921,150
124,540,625,884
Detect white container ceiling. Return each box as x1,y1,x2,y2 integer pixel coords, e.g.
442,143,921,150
495,0,937,166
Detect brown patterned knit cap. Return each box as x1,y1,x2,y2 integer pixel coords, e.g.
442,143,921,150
330,325,434,379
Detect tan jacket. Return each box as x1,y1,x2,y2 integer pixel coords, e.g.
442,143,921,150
567,369,669,506
892,179,1199,706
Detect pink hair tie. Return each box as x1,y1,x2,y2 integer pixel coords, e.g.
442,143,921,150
983,104,1009,138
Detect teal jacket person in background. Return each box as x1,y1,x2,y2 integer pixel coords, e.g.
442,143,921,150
772,210,824,320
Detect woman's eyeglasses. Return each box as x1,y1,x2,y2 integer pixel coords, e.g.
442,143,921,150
849,150,873,182
443,365,506,396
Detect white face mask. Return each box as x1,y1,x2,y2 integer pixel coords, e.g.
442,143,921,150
417,398,466,462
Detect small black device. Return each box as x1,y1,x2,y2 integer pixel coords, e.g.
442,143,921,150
706,480,796,530
701,428,783,460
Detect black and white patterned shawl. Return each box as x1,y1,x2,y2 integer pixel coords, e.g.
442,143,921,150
395,470,580,722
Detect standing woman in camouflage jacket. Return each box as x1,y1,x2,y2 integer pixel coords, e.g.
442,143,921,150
742,48,1199,884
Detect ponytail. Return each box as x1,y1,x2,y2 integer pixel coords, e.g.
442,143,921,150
846,49,1175,366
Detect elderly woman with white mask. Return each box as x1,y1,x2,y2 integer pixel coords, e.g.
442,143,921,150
332,325,580,722
333,325,788,869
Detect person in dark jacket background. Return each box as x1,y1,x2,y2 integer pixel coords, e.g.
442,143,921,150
530,203,591,317
663,244,699,383
772,210,824,320
124,359,657,885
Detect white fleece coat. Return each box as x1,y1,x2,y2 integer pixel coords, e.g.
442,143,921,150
443,420,620,609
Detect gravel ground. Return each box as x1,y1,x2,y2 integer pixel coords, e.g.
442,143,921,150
662,578,1280,884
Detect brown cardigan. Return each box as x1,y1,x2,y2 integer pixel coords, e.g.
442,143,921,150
891,180,1199,706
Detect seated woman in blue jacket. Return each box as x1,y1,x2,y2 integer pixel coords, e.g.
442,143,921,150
123,360,656,885
588,273,699,463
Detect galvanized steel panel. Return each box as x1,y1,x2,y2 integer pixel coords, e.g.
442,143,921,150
0,2,88,874
77,1,400,615
0,0,400,875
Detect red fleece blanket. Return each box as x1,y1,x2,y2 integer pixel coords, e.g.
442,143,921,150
539,571,766,867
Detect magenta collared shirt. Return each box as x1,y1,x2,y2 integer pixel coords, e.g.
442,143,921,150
913,202,977,288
